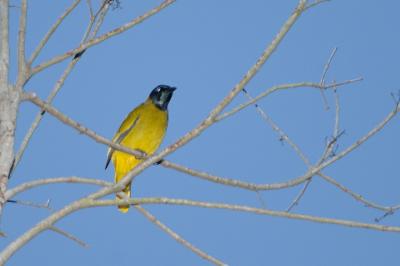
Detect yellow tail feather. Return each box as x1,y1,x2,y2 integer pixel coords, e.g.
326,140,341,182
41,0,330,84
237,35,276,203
117,183,131,213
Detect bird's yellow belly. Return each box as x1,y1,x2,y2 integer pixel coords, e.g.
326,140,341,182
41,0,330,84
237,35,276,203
112,106,168,179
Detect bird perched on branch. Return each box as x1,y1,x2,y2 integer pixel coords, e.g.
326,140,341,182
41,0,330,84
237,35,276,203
105,85,176,213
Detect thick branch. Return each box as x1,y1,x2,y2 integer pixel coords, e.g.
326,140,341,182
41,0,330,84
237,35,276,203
0,0,19,220
16,0,27,87
0,0,9,85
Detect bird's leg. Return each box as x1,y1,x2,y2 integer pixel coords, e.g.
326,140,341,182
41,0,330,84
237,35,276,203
133,149,163,165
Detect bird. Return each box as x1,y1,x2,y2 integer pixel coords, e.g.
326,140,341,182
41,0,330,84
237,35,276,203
105,85,176,213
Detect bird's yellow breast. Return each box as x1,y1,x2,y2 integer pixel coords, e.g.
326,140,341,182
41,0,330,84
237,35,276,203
111,99,168,176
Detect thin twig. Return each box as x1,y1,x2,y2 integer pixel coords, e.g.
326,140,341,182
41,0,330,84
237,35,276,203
7,198,51,210
286,179,312,212
28,0,81,64
255,191,267,209
85,0,94,20
305,0,331,10
88,1,110,40
318,173,400,213
333,88,340,139
320,47,338,85
319,101,400,170
217,78,363,122
241,88,311,166
49,226,89,248
375,210,396,223
13,61,79,172
241,88,314,211
6,177,111,200
319,47,338,110
321,86,341,161
239,84,398,212
79,0,109,47
30,0,177,75
135,206,226,266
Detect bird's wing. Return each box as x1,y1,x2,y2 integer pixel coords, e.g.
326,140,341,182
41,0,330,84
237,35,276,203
105,105,142,169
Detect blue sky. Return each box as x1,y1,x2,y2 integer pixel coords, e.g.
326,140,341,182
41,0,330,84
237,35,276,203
2,0,400,265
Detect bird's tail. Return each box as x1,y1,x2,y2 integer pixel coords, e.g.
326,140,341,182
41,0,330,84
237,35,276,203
116,183,131,213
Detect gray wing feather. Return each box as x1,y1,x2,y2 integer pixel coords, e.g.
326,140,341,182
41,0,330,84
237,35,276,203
105,115,140,169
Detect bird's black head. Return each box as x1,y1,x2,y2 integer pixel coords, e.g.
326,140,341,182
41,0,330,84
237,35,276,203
149,85,176,111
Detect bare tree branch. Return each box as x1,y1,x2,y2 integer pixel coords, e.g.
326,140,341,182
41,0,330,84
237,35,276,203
286,49,341,211
320,47,337,86
6,176,111,200
241,88,311,166
0,0,9,85
21,174,393,219
318,101,399,170
84,0,310,203
28,0,81,64
322,87,341,161
0,0,20,221
305,0,331,10
286,180,312,212
16,0,27,87
318,172,400,213
240,88,315,211
94,198,400,233
0,1,397,265
135,206,226,266
85,0,94,19
25,93,146,158
3,193,400,265
208,0,308,120
217,78,362,122
30,0,177,75
12,1,111,175
87,1,110,40
0,2,310,262
49,226,89,248
7,198,51,210
26,88,400,198
318,47,338,109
